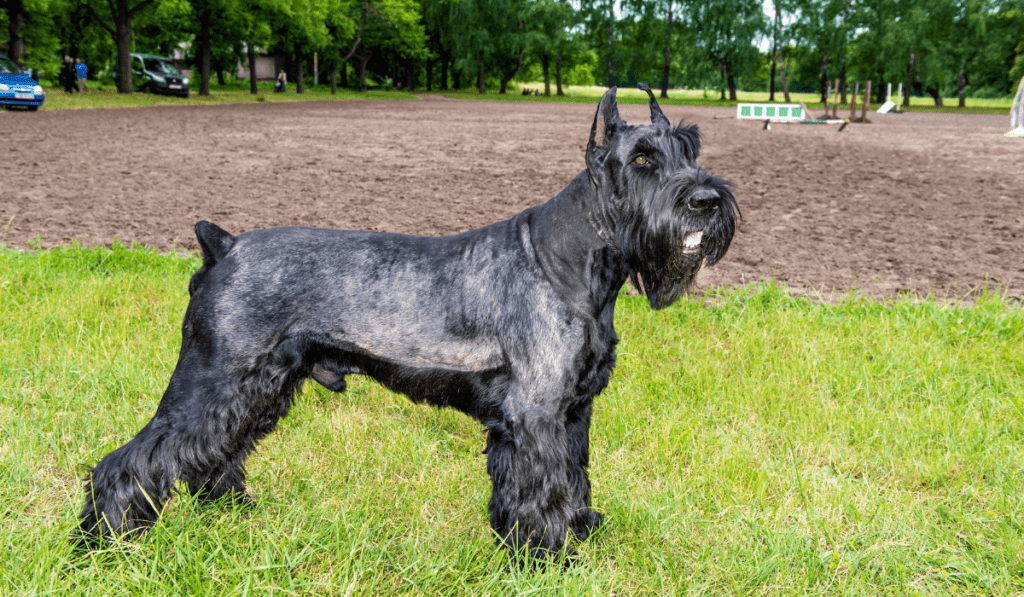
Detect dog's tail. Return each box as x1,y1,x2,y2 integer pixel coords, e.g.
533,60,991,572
195,220,235,267
190,221,235,295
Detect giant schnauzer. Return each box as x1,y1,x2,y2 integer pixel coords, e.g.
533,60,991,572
77,85,738,561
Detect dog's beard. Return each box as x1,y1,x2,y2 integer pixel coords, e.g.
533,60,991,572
630,203,736,310
631,231,707,310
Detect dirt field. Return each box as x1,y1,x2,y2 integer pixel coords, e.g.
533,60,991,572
2,96,1021,301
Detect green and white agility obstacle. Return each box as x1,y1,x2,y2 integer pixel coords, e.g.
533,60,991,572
1008,76,1024,138
737,103,847,127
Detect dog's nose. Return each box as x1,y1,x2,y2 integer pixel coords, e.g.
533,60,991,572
688,188,720,214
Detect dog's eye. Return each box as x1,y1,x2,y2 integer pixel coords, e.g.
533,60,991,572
634,155,648,165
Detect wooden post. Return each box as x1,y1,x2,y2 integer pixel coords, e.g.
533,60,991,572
861,80,871,122
850,81,859,119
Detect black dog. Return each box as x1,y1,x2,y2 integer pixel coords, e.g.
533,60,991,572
77,85,738,560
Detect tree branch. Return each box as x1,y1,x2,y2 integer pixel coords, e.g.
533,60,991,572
342,5,366,61
128,0,156,19
88,5,116,36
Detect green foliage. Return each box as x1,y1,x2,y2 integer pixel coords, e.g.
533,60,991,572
2,246,1023,594
3,0,1021,99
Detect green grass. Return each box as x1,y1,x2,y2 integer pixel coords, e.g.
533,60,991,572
1,243,1022,595
32,80,417,111
424,85,1013,114
25,79,1012,114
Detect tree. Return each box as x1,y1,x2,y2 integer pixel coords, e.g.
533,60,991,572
86,0,160,92
524,0,571,96
4,0,27,61
686,0,764,101
449,0,527,93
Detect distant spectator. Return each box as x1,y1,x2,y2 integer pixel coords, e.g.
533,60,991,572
521,88,530,96
61,56,76,93
274,69,287,92
75,58,89,93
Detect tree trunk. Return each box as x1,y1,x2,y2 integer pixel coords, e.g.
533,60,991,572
661,1,671,98
331,64,337,94
719,62,726,100
453,65,461,90
779,48,791,102
7,0,26,63
198,6,211,96
958,70,966,108
555,54,564,96
247,46,258,94
440,50,449,90
477,60,485,94
296,52,304,93
358,55,369,91
607,22,614,88
426,57,433,91
819,47,829,103
405,61,414,91
725,61,737,101
341,61,347,88
216,68,225,86
499,49,523,94
541,54,550,96
877,67,885,103
115,0,133,93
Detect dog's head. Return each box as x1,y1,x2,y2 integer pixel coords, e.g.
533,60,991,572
586,85,739,310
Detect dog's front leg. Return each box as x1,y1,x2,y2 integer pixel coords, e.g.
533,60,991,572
485,400,576,561
565,402,604,541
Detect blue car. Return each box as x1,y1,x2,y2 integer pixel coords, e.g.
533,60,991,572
0,54,44,111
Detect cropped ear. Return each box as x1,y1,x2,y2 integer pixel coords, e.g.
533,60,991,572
586,87,625,176
672,122,702,161
637,83,670,128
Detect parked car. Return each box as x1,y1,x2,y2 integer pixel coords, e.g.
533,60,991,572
114,53,189,97
0,54,44,111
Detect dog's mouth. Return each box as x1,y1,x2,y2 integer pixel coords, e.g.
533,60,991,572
681,230,703,255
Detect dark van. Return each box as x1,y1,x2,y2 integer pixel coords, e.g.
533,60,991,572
114,53,189,97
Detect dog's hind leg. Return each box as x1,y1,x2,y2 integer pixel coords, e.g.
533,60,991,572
77,334,308,547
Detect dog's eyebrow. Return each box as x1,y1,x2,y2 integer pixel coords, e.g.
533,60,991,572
632,138,658,156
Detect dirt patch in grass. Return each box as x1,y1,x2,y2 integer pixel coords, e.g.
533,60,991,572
2,96,1021,300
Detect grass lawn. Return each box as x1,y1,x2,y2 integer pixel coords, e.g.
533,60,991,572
425,85,1014,115
22,79,1012,114
1,243,1022,595
31,80,417,111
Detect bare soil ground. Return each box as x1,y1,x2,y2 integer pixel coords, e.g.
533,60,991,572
2,97,1022,301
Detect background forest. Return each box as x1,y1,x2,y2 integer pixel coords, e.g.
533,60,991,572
1,0,1022,103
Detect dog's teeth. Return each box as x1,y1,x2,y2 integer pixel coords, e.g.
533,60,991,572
683,231,703,249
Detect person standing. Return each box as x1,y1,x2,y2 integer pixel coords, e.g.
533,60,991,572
61,56,77,93
274,69,287,92
75,58,89,93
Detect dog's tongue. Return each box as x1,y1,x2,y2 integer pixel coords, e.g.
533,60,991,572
682,230,703,253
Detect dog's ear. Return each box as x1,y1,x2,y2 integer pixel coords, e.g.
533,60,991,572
637,83,670,128
195,220,235,267
672,122,702,161
586,87,624,176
